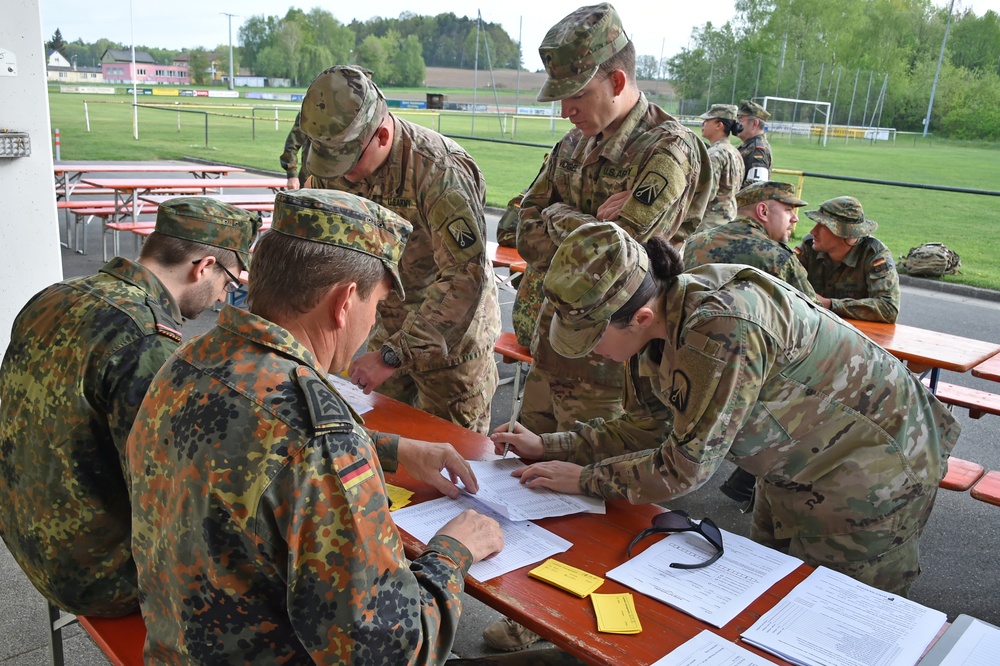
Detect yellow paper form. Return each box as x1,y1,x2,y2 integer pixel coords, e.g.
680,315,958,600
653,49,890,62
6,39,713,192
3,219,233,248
591,593,642,634
386,483,414,511
528,559,605,598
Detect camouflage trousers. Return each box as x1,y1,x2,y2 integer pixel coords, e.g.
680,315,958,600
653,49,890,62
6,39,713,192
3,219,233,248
448,648,584,665
376,350,499,436
751,482,938,597
518,364,626,435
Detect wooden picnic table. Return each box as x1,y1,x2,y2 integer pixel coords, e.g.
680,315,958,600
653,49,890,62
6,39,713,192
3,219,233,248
972,354,1000,383
845,318,1000,392
138,193,276,214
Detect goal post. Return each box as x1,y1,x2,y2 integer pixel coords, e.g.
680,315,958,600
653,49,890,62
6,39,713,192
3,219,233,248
760,96,832,147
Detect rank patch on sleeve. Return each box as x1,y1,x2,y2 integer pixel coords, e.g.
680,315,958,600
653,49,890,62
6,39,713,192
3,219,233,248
633,172,667,206
669,370,691,413
339,459,375,490
155,323,182,343
448,218,476,250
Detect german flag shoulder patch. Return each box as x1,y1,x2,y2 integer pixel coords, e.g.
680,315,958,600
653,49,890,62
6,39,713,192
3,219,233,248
339,458,375,491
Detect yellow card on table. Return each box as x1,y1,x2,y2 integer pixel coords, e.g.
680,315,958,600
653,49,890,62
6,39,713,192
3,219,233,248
386,483,414,511
528,559,604,598
591,593,642,634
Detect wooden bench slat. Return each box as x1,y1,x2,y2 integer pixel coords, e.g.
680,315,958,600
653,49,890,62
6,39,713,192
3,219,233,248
972,354,1000,383
77,612,146,666
923,380,1000,419
494,331,532,365
971,470,1000,507
940,457,986,491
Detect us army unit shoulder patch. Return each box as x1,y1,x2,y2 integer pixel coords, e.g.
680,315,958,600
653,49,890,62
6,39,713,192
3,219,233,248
633,172,667,206
448,218,476,250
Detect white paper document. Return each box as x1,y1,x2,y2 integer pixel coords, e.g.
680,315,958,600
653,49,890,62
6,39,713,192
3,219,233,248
456,458,606,520
606,528,801,628
652,630,777,666
327,373,375,415
917,614,1000,666
741,566,947,666
391,494,572,581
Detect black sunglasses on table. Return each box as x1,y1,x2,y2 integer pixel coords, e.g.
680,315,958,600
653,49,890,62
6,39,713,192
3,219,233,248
627,509,725,570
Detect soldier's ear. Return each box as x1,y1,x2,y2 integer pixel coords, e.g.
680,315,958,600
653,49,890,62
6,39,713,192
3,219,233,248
632,306,656,330
326,282,356,330
609,69,627,97
190,256,216,283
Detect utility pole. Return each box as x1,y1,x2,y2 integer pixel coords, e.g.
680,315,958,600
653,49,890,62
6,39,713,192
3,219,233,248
924,0,955,137
222,12,238,91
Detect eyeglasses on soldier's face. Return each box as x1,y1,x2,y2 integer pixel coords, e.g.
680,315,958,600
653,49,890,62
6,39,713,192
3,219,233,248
192,259,242,294
627,509,724,569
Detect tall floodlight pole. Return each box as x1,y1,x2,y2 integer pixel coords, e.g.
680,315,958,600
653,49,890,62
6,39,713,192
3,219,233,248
130,0,138,139
222,13,237,91
923,0,955,137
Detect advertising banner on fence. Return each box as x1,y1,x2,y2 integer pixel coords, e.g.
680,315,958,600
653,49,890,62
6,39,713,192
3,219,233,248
152,88,179,96
245,92,305,102
127,88,154,95
59,86,115,94
208,90,239,98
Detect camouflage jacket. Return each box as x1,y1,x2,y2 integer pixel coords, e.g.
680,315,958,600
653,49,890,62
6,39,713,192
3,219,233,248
795,234,900,323
311,115,500,371
515,94,712,383
701,138,745,227
738,133,772,185
0,257,183,616
541,265,959,538
683,215,819,301
278,112,310,183
127,305,474,664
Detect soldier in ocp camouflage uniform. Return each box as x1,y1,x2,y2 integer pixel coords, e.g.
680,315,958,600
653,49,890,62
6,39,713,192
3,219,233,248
737,99,772,185
684,180,818,301
0,198,260,617
696,103,745,229
127,190,507,664
514,2,712,435
495,221,960,597
795,196,901,323
300,65,501,435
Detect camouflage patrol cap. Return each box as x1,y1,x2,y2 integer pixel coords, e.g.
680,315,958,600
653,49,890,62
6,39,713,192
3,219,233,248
699,104,739,121
301,65,388,179
155,197,262,271
543,221,649,358
537,3,630,103
805,196,877,239
738,99,771,121
271,189,413,297
736,181,807,209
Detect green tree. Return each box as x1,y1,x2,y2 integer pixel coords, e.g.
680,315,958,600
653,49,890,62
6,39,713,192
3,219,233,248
187,49,210,86
949,10,1000,74
239,14,278,73
356,34,390,79
307,8,354,65
46,28,67,55
389,34,426,86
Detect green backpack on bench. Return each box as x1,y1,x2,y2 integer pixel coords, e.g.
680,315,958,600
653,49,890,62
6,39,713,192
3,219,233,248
898,242,961,278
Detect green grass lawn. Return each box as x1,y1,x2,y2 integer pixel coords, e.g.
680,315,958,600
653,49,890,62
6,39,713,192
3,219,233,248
49,90,1000,289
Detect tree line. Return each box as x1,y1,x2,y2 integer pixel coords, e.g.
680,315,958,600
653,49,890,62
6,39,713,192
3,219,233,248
665,0,1000,140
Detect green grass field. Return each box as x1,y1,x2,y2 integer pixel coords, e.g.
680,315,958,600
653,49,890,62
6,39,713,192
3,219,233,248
49,90,1000,289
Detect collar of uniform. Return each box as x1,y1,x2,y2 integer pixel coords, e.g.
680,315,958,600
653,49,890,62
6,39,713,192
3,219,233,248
216,304,321,372
734,215,769,238
840,238,865,268
590,92,649,164
100,257,183,324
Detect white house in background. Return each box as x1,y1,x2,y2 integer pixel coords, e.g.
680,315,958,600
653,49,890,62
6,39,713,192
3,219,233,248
46,49,104,83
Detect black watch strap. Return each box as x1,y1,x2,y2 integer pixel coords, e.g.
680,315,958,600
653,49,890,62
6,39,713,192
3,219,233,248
380,345,402,368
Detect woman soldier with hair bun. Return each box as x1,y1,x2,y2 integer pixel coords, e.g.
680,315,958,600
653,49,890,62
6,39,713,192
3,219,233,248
697,104,745,229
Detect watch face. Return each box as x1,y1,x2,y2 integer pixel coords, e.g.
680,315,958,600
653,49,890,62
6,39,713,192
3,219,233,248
382,346,401,368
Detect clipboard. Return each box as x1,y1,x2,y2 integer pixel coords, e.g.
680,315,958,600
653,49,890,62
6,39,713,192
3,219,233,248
917,614,1000,665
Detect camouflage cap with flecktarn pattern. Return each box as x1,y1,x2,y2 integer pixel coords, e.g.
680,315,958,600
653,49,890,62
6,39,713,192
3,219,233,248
155,197,262,271
300,65,388,180
738,99,771,121
536,3,630,103
543,221,649,358
699,103,739,121
736,181,807,209
271,189,413,298
805,196,877,239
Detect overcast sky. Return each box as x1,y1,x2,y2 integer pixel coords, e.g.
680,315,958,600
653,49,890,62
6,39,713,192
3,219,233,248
40,0,1000,68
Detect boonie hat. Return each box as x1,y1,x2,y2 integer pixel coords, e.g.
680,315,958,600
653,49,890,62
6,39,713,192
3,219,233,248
543,221,649,358
301,65,388,180
155,197,261,271
738,99,771,121
270,189,413,298
537,3,630,103
736,181,807,209
805,196,877,239
699,104,738,121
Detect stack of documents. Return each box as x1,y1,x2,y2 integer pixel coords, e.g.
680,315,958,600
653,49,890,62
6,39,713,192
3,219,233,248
607,528,802,627
916,614,1000,665
741,567,947,666
652,630,777,666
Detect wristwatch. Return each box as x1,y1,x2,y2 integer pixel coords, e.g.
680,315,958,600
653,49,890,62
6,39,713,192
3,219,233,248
380,344,403,369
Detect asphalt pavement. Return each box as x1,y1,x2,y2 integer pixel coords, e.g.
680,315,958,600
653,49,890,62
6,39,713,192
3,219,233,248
2,182,999,663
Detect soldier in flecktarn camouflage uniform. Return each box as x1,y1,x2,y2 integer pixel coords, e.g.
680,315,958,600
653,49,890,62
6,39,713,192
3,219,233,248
513,2,712,435
795,195,901,323
127,190,509,664
0,198,260,617
300,65,501,436
495,221,960,597
737,99,773,185
685,180,818,301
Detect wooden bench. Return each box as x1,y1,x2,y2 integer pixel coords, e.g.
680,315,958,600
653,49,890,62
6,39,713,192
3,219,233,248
77,612,146,666
923,379,1000,419
971,470,1000,507
939,457,985,491
972,354,1000,383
